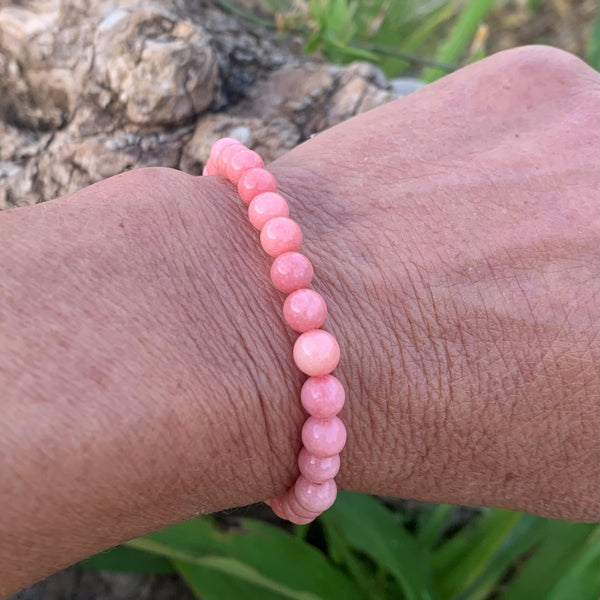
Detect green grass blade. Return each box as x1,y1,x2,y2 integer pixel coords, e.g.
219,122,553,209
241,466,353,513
497,521,599,600
400,3,457,53
321,492,438,600
423,0,496,82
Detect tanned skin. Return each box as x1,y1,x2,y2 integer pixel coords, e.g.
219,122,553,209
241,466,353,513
1,46,598,595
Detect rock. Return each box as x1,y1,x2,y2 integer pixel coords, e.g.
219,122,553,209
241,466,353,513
389,77,425,97
181,114,300,174
93,8,217,125
0,0,403,210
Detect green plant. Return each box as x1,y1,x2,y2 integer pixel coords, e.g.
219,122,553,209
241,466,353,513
82,492,600,599
217,0,600,79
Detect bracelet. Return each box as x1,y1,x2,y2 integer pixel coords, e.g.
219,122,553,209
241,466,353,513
202,138,346,524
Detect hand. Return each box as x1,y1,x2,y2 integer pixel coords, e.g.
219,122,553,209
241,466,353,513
266,45,599,520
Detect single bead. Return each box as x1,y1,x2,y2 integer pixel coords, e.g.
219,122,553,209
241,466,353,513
238,168,277,205
300,375,345,418
283,289,327,333
206,138,241,168
216,143,246,175
267,495,289,520
248,192,289,230
293,329,340,376
260,217,302,257
302,416,347,458
294,475,337,513
226,149,264,185
298,447,340,483
286,488,321,520
270,252,313,294
209,137,240,167
286,511,315,526
203,159,218,176
281,494,316,525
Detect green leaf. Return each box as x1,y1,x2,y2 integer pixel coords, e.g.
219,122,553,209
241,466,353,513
175,558,277,600
327,0,349,30
130,538,318,600
545,528,600,600
416,504,453,550
498,521,599,600
80,544,174,574
308,0,327,25
321,493,438,600
326,40,380,62
126,516,360,600
303,31,323,54
432,508,524,597
451,513,547,600
423,0,496,82
321,515,374,596
587,11,600,71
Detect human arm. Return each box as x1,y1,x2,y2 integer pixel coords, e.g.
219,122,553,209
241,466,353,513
1,46,598,595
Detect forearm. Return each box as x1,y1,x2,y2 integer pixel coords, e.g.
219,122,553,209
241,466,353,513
0,170,290,594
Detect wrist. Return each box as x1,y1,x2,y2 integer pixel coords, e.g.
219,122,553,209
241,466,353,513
266,125,599,520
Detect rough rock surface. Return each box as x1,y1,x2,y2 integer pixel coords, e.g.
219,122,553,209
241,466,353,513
0,0,403,210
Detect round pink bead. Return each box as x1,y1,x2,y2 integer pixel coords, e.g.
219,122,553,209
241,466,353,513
209,137,240,165
298,447,340,483
260,217,302,257
248,192,289,230
301,416,347,458
226,148,264,185
216,143,246,175
270,252,313,294
203,159,218,176
293,329,340,376
238,168,277,205
283,289,327,332
300,375,345,418
294,475,337,513
286,489,321,520
281,495,316,525
267,495,289,520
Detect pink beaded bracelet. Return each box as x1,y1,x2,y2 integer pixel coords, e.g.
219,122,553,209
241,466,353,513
203,138,346,525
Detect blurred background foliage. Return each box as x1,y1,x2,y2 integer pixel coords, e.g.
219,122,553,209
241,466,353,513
216,0,599,78
84,493,599,599
82,1,600,598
